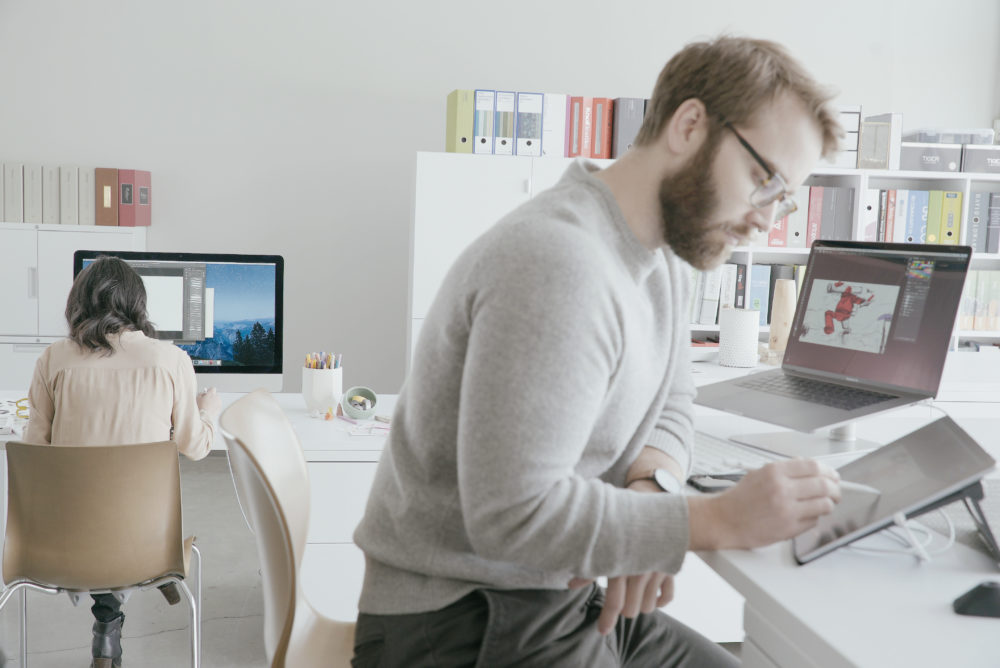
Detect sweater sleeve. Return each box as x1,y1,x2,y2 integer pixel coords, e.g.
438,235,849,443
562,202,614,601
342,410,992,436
456,229,689,579
170,350,214,461
645,339,696,476
23,347,54,445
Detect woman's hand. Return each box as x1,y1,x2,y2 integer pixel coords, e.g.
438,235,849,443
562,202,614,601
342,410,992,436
196,387,221,420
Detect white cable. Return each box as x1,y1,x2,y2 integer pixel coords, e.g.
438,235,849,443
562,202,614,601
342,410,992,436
894,511,931,562
846,510,955,561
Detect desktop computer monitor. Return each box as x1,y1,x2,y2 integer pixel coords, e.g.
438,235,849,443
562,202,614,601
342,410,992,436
73,250,284,392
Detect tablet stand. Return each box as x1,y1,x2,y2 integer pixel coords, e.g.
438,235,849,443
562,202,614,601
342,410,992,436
730,421,881,459
906,480,1000,566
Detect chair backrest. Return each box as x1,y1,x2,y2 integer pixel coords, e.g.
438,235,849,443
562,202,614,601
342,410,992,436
219,389,311,667
3,440,185,590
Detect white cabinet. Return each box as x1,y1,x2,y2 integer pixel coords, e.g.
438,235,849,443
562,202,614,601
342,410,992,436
0,223,146,390
409,153,611,366
411,153,532,321
37,229,139,336
0,228,37,336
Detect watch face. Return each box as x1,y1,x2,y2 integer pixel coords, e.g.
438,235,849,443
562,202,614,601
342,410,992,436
653,468,682,494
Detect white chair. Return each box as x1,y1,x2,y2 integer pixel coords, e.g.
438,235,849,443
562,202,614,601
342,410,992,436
220,389,354,668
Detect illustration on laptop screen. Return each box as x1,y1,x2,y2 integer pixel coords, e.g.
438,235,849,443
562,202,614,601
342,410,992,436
795,258,941,356
783,245,967,396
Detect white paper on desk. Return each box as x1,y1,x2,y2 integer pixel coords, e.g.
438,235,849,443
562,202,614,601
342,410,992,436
335,421,391,437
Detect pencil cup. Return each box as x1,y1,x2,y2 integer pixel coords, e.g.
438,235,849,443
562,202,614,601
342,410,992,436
718,307,760,368
302,367,343,414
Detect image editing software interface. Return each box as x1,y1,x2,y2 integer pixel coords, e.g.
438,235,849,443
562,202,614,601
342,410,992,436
784,243,969,395
74,251,284,375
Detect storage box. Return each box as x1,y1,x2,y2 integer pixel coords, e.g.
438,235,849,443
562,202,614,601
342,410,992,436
902,128,994,145
899,142,962,172
961,145,1000,173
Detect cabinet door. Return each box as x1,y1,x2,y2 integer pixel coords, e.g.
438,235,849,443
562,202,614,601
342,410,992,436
0,343,49,391
306,461,378,543
411,153,532,320
37,230,137,336
0,229,38,336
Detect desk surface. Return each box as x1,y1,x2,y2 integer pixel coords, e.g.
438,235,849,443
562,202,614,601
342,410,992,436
5,358,1000,665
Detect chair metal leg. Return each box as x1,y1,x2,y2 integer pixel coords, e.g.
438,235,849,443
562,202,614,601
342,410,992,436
20,588,26,668
177,579,200,668
192,543,202,667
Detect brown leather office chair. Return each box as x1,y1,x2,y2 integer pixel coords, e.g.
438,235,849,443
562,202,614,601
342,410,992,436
220,389,354,668
0,440,202,667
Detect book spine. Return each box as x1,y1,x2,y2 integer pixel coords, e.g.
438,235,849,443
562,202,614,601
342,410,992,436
805,186,823,247
966,191,988,253
734,263,747,309
861,188,881,241
940,191,962,244
883,189,897,244
768,215,788,247
926,190,943,243
590,97,614,159
987,194,1000,253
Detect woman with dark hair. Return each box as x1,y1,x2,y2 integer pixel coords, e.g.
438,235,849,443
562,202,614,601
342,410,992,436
24,255,220,668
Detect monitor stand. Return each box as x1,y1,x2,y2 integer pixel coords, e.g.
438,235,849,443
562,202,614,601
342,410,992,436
729,422,881,460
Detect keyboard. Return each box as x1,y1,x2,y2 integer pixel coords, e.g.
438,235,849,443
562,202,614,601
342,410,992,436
690,431,784,476
734,373,897,411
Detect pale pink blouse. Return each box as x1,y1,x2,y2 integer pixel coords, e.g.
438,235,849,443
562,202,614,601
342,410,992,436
24,331,213,459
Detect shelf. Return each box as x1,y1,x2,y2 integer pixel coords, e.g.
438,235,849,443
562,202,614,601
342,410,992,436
691,324,770,333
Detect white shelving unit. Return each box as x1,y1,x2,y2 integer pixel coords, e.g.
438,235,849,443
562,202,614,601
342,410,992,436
410,153,1000,357
692,166,1000,348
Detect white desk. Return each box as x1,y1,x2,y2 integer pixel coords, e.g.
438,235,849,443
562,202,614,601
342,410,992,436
6,352,1000,663
690,356,1000,668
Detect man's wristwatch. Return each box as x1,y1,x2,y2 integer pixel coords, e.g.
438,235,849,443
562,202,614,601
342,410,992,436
627,468,683,494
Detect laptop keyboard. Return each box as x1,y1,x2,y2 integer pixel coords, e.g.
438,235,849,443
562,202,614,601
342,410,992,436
734,374,897,411
691,431,783,476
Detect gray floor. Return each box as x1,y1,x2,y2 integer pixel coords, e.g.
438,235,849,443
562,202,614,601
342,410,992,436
1,453,268,667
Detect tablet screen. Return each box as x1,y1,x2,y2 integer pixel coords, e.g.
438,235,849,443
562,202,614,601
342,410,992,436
792,416,996,564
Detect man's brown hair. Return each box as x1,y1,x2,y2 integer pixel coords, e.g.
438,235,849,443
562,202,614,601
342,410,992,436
634,36,842,158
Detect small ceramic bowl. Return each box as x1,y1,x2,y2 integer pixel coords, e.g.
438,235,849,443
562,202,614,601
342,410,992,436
341,386,378,420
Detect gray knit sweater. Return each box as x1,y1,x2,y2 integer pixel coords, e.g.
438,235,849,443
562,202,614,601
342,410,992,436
355,161,696,614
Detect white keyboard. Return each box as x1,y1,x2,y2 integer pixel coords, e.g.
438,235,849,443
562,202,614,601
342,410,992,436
691,431,785,476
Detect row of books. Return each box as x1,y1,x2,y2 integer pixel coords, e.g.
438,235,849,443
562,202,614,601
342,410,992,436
766,186,854,248
959,270,1000,331
1,164,151,227
860,189,981,248
689,263,805,328
446,90,649,159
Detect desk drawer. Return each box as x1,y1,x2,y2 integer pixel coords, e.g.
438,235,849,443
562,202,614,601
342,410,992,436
307,461,377,543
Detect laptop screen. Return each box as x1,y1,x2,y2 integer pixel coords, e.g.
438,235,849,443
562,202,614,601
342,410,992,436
783,241,971,396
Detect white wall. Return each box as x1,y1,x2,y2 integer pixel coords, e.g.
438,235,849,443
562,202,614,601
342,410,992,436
0,0,996,392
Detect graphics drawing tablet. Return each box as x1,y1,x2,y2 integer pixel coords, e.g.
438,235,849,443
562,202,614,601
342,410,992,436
792,415,996,564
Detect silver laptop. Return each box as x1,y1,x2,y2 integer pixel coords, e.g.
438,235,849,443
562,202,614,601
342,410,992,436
695,241,972,433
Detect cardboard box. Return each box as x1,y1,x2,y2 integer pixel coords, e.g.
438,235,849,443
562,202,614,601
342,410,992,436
961,145,1000,174
899,142,962,172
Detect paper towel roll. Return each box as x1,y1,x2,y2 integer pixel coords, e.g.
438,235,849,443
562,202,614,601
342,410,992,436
719,307,760,367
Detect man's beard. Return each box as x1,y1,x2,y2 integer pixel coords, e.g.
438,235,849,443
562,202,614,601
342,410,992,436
658,132,729,270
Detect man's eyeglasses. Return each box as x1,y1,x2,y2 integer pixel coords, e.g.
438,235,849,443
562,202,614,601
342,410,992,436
724,121,797,220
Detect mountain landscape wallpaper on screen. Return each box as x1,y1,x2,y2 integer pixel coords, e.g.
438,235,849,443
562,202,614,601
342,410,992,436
180,317,276,366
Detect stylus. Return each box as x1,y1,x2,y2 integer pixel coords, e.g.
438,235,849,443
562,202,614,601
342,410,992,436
839,480,881,496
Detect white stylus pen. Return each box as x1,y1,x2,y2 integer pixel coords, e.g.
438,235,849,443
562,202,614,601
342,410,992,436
839,479,881,496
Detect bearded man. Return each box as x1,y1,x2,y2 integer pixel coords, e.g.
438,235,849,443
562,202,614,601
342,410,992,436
353,35,847,668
